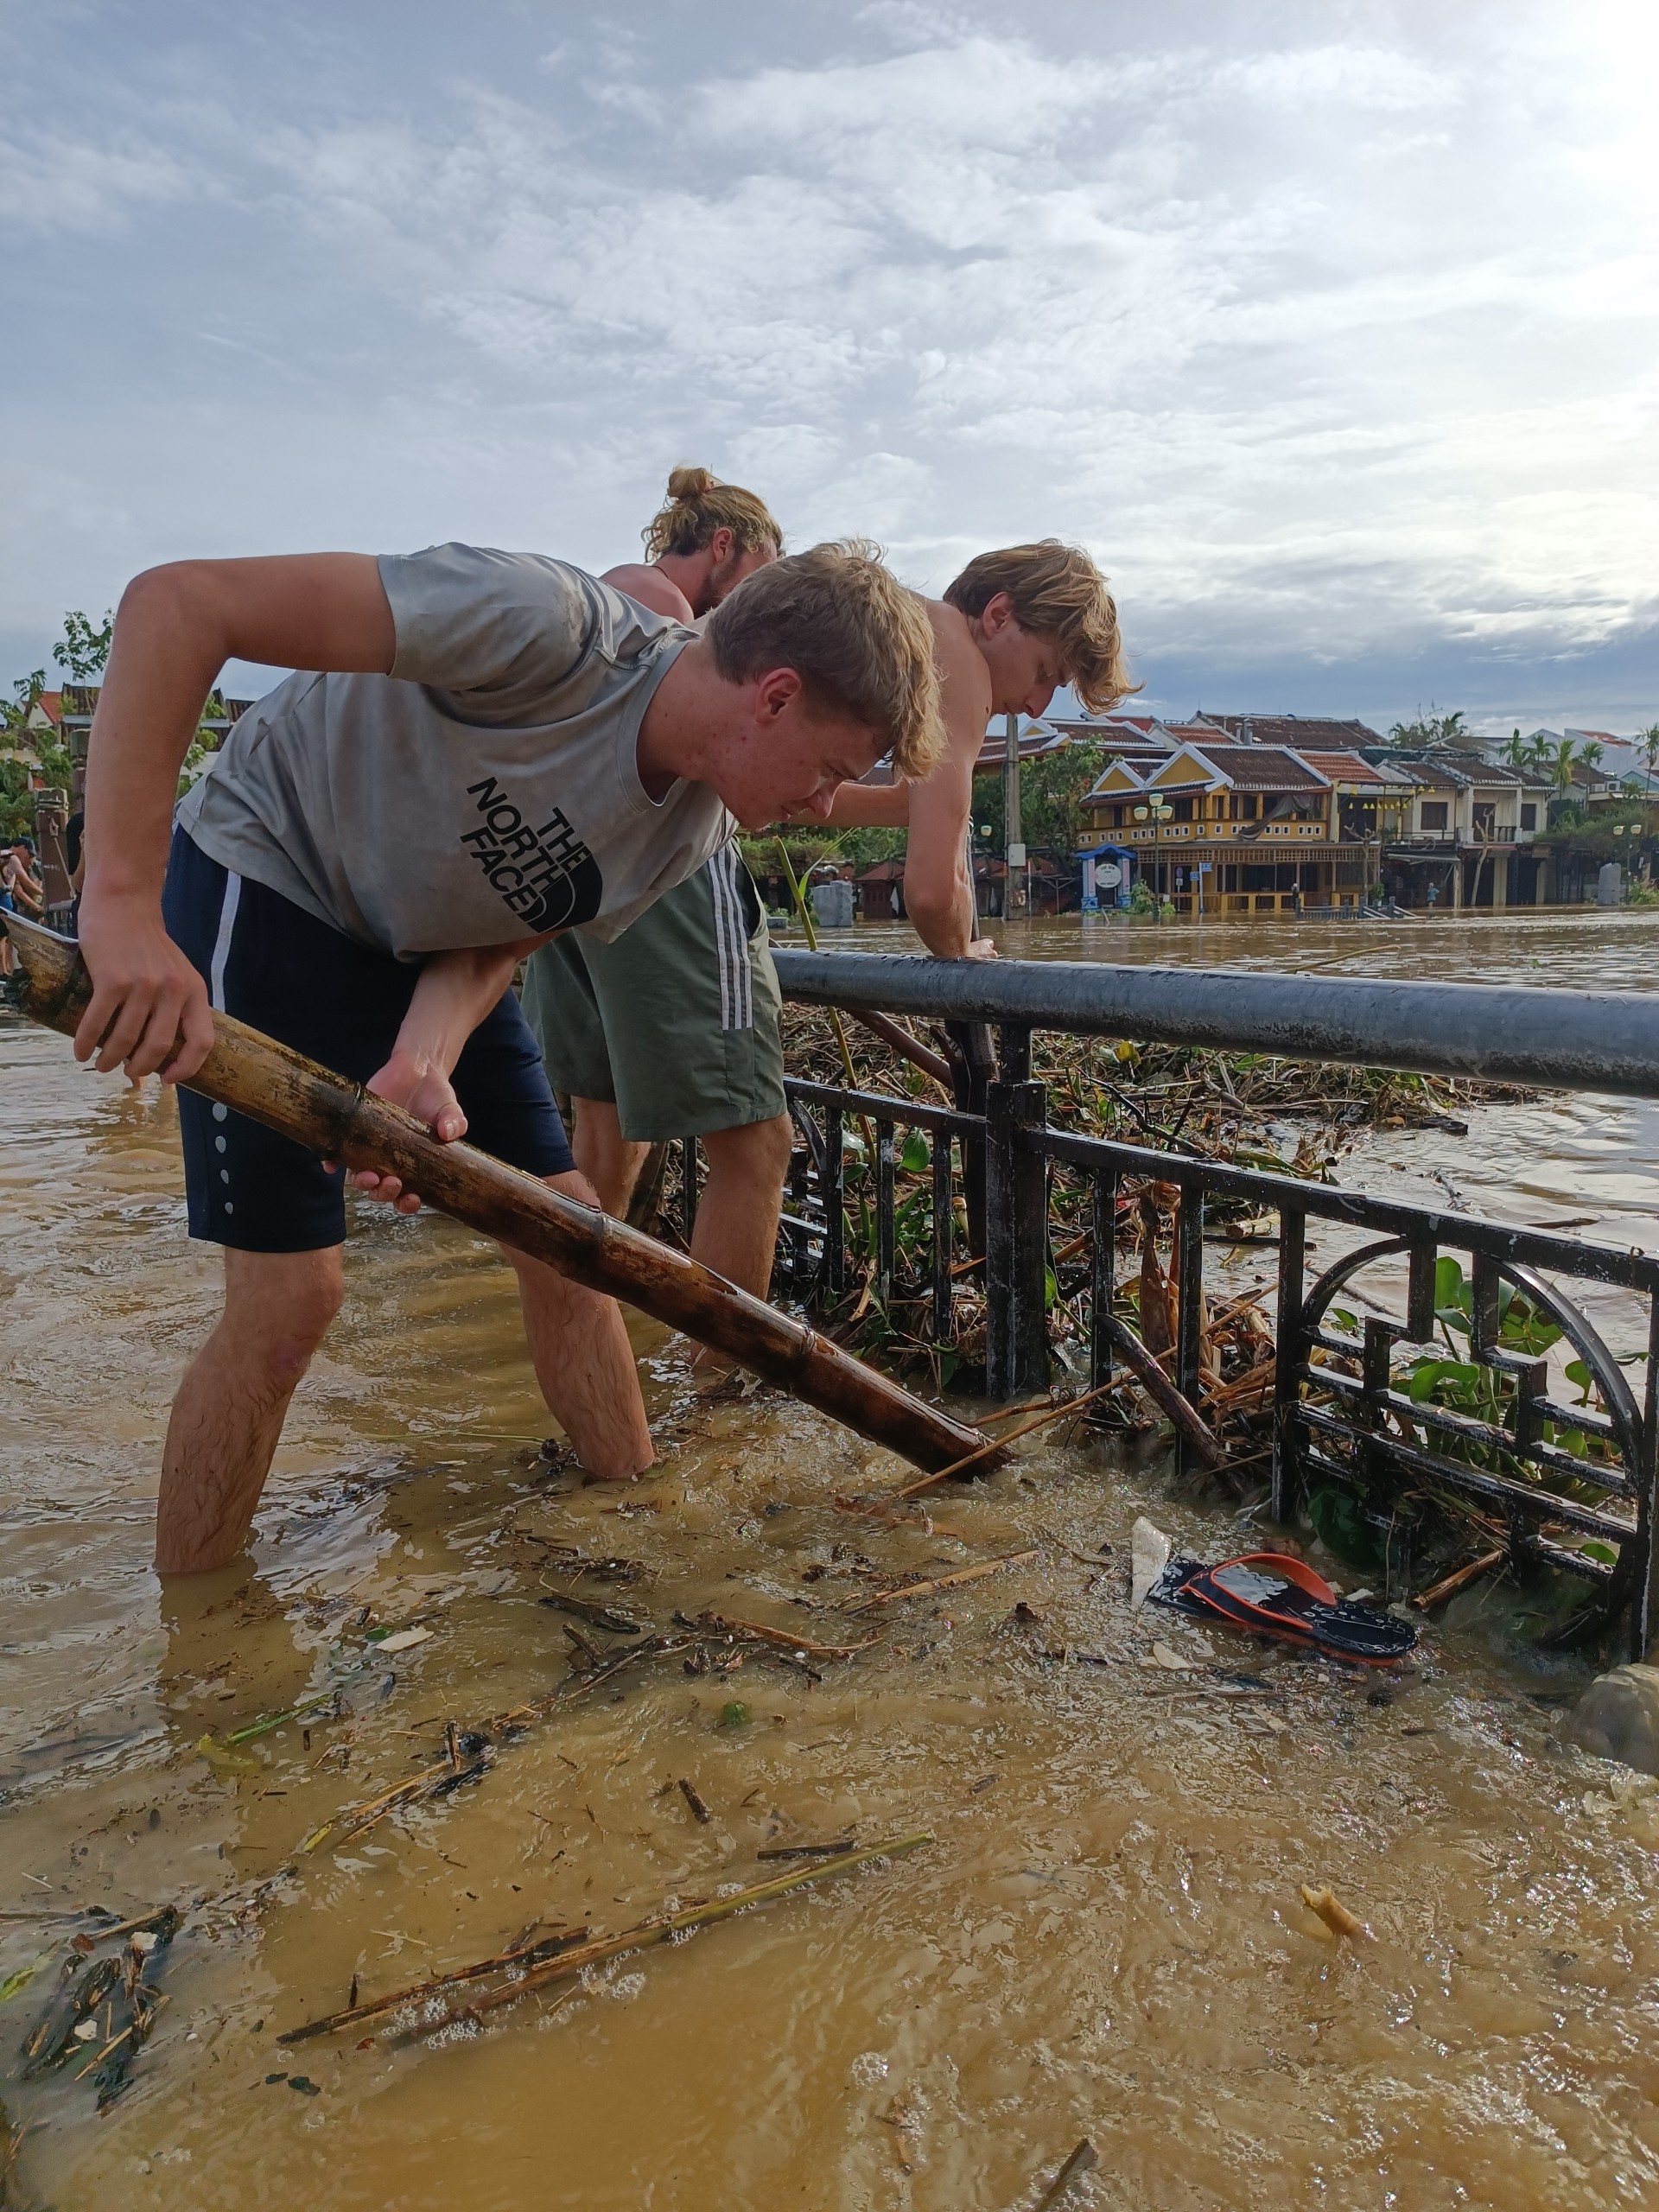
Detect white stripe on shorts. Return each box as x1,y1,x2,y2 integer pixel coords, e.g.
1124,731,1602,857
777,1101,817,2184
709,852,734,1031
209,871,242,1011
729,849,753,1031
709,847,753,1034
728,849,753,1031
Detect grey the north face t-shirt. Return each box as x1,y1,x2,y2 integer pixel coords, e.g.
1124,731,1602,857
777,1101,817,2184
175,544,734,960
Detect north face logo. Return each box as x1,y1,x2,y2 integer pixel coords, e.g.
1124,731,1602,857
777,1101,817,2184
461,776,604,934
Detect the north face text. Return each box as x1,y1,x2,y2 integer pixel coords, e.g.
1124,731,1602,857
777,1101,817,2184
461,776,604,934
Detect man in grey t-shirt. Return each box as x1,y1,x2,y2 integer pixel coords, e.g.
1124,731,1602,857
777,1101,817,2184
72,538,942,1574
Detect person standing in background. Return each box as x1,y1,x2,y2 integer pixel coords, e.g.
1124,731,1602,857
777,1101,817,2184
521,469,795,1303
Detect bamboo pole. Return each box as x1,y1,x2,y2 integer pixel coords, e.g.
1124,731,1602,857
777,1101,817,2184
3,914,993,1478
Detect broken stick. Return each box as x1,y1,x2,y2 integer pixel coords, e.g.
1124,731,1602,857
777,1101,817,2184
889,1381,1120,1502
1412,1548,1504,1611
1096,1313,1227,1471
693,1610,881,1661
1035,2139,1100,2212
849,1549,1038,1615
281,1834,932,2046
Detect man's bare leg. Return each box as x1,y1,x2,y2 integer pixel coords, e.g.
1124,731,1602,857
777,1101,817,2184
506,1167,655,1480
689,1113,794,1299
570,1096,652,1218
156,1246,345,1575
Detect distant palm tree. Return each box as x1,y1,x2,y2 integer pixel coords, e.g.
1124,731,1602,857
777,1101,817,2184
1548,736,1580,822
1501,728,1529,770
1389,705,1466,748
1642,725,1659,821
1526,728,1554,772
1637,725,1659,872
1580,739,1605,775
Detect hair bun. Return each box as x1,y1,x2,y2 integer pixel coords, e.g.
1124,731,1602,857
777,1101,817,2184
665,465,719,501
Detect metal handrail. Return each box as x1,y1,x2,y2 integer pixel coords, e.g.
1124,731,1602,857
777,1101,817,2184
772,948,1659,1096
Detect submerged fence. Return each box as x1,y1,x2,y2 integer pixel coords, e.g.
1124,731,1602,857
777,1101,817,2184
754,950,1659,1660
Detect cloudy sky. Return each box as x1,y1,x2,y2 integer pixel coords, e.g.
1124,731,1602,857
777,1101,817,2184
3,0,1656,733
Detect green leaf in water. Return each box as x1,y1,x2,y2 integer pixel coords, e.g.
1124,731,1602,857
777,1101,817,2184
718,1700,751,1731
0,1950,52,2003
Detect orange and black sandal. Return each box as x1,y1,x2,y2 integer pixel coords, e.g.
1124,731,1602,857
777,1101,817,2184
1150,1550,1417,1665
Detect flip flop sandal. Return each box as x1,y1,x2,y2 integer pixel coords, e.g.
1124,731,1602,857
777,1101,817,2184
1151,1550,1417,1665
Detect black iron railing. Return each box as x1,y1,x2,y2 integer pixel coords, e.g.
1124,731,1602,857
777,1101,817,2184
762,953,1659,1659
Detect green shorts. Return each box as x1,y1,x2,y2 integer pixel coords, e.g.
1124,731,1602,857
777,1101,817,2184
520,850,786,1142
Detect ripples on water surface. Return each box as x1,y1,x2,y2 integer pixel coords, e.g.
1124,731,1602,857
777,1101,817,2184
4,914,1659,2210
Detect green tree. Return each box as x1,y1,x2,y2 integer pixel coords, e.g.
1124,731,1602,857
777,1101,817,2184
1501,727,1530,769
1,668,48,733
1388,706,1466,747
53,608,113,682
1638,724,1659,829
1016,740,1108,852
0,667,73,841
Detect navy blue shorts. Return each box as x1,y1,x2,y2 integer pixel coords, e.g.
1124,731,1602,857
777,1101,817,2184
162,829,575,1253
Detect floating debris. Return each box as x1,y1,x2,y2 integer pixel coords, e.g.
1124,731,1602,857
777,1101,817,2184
226,1687,342,1745
1034,2138,1099,2212
274,1925,591,2045
0,1954,51,2006
690,1610,880,1662
17,1907,179,2112
372,1626,436,1656
677,1779,713,1826
849,1550,1038,1616
1300,1884,1370,1942
537,1588,648,1637
1130,1516,1172,1609
279,1835,931,2053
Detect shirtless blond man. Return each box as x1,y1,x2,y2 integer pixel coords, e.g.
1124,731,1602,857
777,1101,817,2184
825,541,1134,938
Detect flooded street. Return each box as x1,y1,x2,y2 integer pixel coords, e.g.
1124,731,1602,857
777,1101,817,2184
6,913,1659,2209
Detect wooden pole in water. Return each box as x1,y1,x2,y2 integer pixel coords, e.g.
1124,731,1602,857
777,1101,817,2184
3,914,994,1478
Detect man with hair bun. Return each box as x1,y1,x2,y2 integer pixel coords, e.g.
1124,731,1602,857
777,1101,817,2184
522,467,797,1306
824,539,1134,953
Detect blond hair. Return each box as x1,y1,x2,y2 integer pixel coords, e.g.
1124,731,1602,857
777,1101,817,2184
705,539,943,779
944,540,1135,714
642,466,783,562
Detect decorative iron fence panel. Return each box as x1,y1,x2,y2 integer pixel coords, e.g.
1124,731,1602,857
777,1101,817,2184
772,954,1659,1660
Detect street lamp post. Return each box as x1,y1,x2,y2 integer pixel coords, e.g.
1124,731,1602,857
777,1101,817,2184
1133,798,1174,922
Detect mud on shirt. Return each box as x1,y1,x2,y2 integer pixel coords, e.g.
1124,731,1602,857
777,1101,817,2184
175,544,735,960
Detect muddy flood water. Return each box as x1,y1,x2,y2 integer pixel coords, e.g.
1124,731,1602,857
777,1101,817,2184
6,912,1659,2210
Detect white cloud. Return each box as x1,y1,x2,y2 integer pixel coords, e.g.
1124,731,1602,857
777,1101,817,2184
0,131,188,234
0,1,1654,727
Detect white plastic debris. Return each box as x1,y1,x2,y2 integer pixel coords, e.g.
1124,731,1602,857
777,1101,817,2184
1130,1517,1172,1610
375,1626,435,1655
